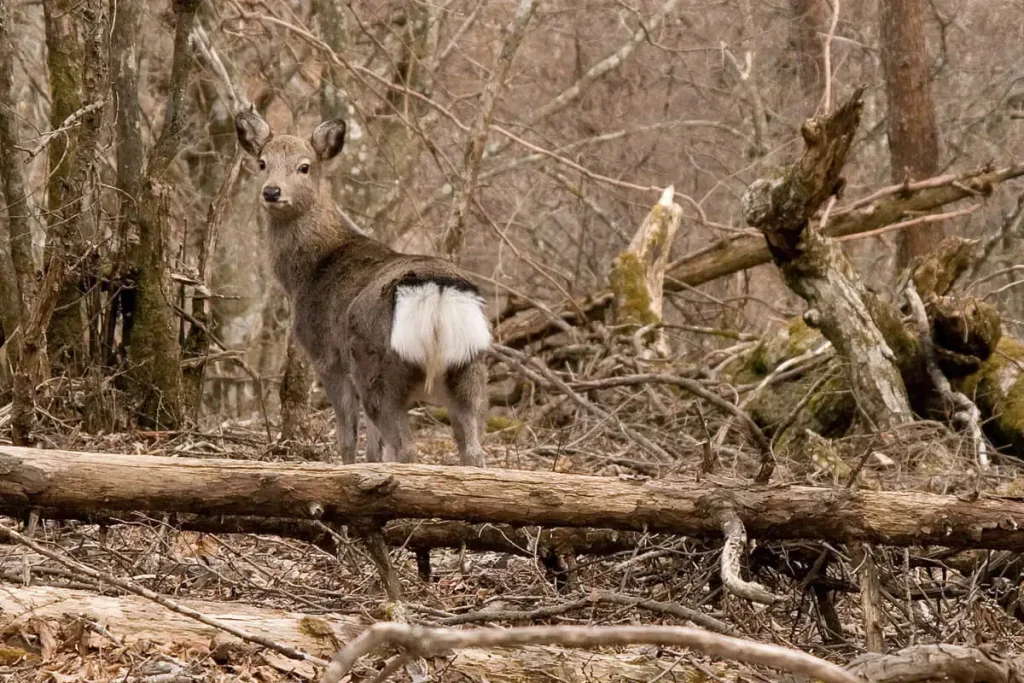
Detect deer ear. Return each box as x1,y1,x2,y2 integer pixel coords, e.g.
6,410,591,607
235,108,272,157
311,119,346,161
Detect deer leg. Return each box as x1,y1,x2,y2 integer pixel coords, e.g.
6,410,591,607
366,400,416,463
365,421,382,463
444,361,488,468
324,373,359,464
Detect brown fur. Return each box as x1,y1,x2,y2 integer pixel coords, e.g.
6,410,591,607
235,110,489,466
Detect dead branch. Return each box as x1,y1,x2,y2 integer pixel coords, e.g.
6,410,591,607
904,280,989,469
319,622,861,683
743,87,914,431
717,508,780,604
0,520,329,666
847,643,1024,683
440,0,537,259
493,163,1024,350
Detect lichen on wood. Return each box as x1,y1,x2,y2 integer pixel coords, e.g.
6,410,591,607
609,186,683,355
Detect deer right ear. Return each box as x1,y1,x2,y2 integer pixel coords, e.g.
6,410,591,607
235,109,272,157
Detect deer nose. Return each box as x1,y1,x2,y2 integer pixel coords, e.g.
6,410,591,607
262,186,281,203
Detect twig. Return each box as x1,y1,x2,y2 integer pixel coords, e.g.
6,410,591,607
836,204,980,242
904,281,989,470
716,508,780,605
190,24,249,112
820,0,840,115
319,622,861,683
19,100,106,159
492,344,675,463
0,520,328,666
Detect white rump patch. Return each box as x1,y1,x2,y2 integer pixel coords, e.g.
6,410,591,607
390,282,491,383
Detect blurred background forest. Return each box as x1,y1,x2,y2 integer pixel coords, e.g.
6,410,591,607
1,0,1021,440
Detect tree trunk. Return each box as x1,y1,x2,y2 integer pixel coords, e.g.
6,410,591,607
278,332,313,443
123,0,200,428
609,187,683,356
41,0,86,374
0,0,40,444
742,89,914,432
0,585,725,682
4,446,1024,551
4,586,1017,683
879,0,943,269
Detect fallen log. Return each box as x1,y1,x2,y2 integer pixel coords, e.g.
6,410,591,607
3,446,1024,550
0,585,727,681
4,585,1020,683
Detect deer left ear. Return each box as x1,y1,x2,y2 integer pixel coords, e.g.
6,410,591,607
235,108,272,157
311,119,346,161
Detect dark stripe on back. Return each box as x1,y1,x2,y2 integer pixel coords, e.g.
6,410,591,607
391,272,481,308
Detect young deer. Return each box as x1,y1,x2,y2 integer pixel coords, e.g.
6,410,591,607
235,110,491,467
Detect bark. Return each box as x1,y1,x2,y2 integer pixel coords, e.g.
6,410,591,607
5,446,1024,551
40,0,89,374
848,644,1024,683
181,152,242,417
4,586,1019,683
789,0,827,99
0,0,40,444
851,544,885,653
124,0,200,428
742,88,913,431
880,0,944,269
493,164,1024,349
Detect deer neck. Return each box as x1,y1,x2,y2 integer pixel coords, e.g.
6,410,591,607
264,195,356,295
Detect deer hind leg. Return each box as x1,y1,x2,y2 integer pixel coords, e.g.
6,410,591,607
350,363,417,464
324,372,359,465
363,398,416,463
444,359,488,467
364,421,382,463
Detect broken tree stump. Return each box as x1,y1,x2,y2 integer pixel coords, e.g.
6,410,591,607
609,186,683,356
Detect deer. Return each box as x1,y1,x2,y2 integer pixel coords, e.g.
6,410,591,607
234,109,491,467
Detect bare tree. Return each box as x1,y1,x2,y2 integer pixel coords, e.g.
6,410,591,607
121,0,201,428
789,0,827,99
879,0,944,269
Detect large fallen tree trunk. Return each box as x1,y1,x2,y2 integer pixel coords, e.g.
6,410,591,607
4,585,1020,683
0,585,727,682
4,446,1024,550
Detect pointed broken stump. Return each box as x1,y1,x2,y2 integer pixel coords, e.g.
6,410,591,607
609,186,683,357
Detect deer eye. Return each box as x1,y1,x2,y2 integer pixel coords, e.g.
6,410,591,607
298,163,310,175
258,158,266,171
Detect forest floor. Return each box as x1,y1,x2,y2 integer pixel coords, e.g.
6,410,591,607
3,402,1024,682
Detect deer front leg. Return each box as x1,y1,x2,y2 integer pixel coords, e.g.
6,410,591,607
365,421,382,462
